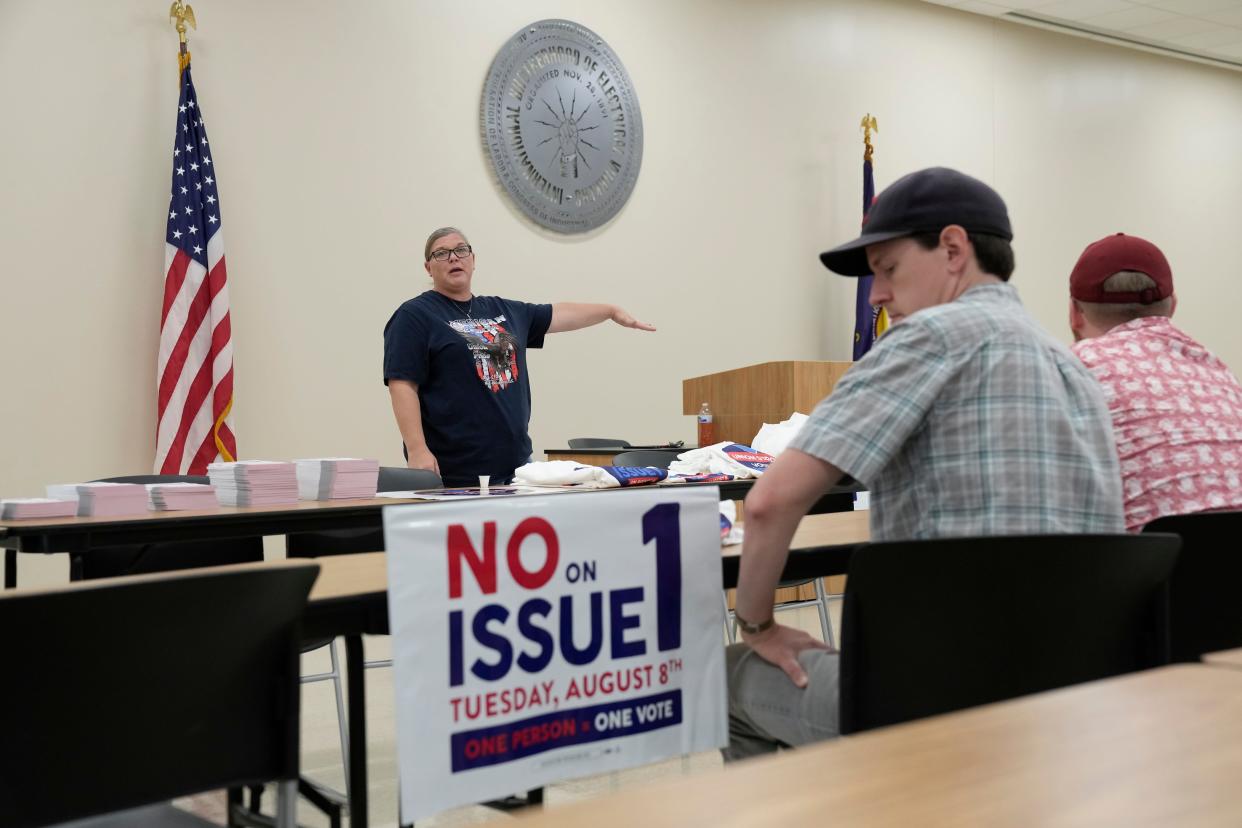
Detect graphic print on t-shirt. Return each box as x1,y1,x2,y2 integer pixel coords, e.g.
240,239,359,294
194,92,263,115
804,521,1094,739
449,315,520,392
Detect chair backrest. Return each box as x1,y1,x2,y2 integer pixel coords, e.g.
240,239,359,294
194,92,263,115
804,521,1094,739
611,449,680,469
838,533,1179,735
378,465,443,492
1143,511,1242,662
94,474,210,485
568,437,632,449
0,561,318,827
286,466,443,557
84,474,263,579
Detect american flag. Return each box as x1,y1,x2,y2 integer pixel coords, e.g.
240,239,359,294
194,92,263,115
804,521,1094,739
155,61,236,474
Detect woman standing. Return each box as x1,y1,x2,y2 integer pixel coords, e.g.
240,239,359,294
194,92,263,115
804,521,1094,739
383,227,655,487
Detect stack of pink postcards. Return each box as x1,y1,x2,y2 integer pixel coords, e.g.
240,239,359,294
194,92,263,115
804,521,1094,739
147,482,218,511
207,461,299,507
0,498,78,520
73,483,149,517
295,458,380,500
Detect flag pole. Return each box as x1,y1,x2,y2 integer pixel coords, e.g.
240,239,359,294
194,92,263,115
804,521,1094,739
851,113,885,360
861,114,888,347
158,0,238,472
169,0,196,70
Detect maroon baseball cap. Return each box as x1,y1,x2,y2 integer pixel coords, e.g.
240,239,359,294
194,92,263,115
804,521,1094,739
1069,233,1172,305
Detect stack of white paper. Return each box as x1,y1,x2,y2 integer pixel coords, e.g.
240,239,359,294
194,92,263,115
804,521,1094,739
146,482,218,511
295,458,380,500
0,498,78,520
207,461,299,506
74,482,149,517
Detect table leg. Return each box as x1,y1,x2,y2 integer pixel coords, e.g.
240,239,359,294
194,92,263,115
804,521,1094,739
4,549,14,589
345,634,368,828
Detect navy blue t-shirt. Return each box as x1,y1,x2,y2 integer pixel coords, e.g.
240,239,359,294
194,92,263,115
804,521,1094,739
383,290,553,485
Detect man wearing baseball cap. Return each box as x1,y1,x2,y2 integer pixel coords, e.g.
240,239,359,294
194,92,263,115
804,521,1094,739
1070,233,1242,531
725,167,1124,760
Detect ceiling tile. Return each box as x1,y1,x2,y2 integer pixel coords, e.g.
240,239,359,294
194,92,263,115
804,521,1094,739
1081,6,1181,27
1198,5,1242,22
1136,0,1240,13
953,0,1012,14
1019,0,1136,21
1124,15,1218,36
916,0,1242,69
1204,39,1242,56
1166,26,1242,46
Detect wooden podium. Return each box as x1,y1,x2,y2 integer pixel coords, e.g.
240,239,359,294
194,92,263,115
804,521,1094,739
683,361,853,446
686,361,856,611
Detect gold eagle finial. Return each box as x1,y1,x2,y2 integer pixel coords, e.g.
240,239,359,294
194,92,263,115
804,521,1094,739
169,1,197,44
861,114,878,163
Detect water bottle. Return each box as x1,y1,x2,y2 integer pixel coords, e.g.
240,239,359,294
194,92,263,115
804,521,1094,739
697,402,715,447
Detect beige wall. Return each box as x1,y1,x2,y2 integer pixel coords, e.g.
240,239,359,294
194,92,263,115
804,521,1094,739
2,0,1241,509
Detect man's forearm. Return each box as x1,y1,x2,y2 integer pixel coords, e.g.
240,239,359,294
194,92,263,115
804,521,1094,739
734,495,810,623
735,449,845,622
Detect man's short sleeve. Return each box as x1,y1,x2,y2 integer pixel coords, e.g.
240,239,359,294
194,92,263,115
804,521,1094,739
524,302,553,349
383,306,429,387
789,317,955,484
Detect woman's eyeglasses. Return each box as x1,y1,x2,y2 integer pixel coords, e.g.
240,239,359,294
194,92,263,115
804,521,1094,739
429,244,473,262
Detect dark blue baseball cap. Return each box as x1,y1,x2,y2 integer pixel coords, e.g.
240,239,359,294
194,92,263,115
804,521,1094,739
820,167,1013,276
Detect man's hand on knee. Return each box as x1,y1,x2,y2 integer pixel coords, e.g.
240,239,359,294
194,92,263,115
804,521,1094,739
743,623,834,689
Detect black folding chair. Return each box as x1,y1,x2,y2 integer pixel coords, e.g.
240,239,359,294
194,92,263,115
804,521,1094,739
568,437,631,449
89,474,339,821
568,436,635,449
1144,511,1242,662
838,533,1179,735
284,464,443,800
286,466,543,819
285,466,442,557
0,561,318,828
611,449,681,468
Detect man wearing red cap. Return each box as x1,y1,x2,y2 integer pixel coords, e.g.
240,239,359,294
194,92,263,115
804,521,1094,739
1070,233,1242,531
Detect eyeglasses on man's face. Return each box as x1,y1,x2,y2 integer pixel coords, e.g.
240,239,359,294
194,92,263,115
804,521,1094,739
429,244,473,262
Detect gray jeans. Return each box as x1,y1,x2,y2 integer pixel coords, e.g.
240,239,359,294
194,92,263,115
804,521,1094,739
723,643,841,762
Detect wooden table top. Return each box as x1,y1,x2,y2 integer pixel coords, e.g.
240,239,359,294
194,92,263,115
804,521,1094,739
514,664,1242,827
1202,648,1242,670
545,447,692,456
307,511,871,604
720,508,869,558
0,483,851,535
0,496,424,532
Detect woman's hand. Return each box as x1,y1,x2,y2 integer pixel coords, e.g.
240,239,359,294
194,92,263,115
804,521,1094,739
407,446,439,475
610,306,656,332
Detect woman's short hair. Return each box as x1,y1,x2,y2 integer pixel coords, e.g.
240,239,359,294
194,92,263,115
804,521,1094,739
424,227,469,261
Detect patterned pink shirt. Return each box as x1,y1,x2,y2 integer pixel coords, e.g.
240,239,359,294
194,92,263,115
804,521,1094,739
1072,317,1242,531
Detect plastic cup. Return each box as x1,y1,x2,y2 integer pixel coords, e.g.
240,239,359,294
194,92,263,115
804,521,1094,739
478,475,490,495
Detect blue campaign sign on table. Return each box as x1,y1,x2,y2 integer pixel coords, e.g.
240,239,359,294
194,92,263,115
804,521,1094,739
384,486,727,819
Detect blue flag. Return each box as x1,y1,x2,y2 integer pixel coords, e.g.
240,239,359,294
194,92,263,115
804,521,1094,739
851,158,887,359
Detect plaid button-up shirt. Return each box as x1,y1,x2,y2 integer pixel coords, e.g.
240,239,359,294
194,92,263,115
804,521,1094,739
791,283,1124,541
